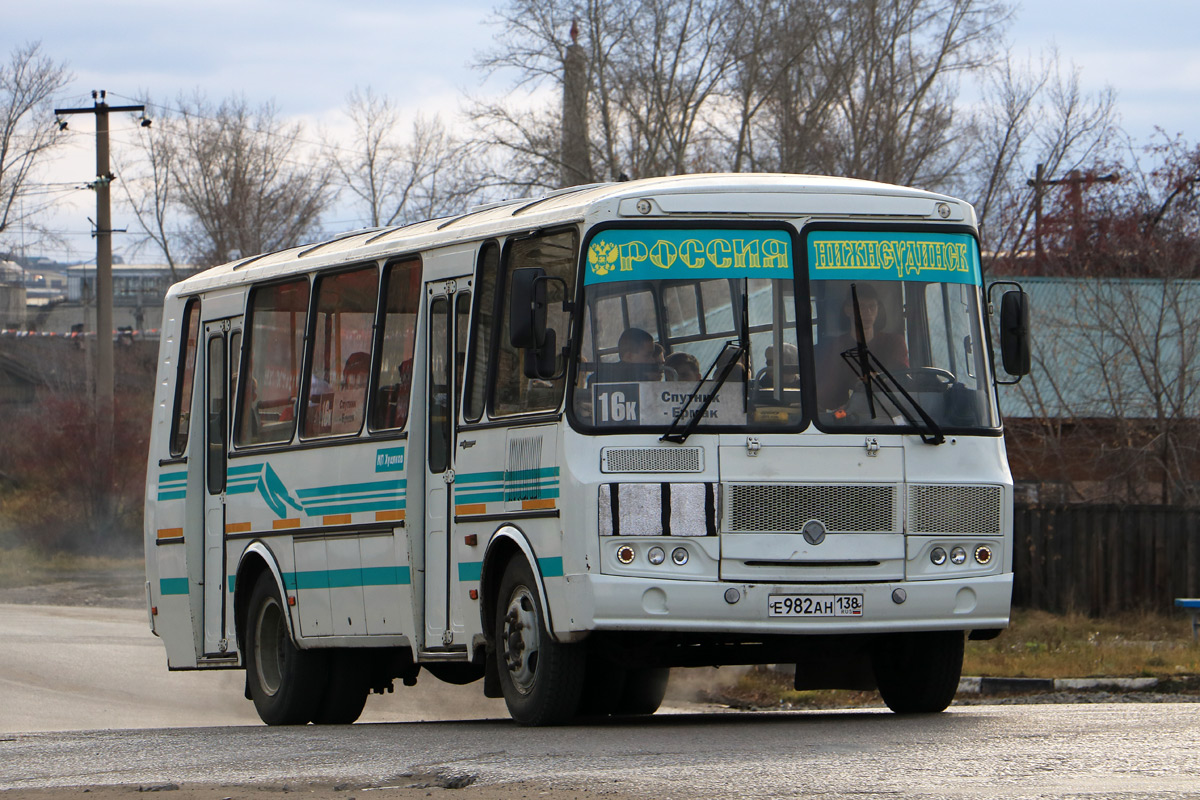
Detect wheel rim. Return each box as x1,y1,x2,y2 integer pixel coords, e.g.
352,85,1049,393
501,585,540,695
254,596,286,697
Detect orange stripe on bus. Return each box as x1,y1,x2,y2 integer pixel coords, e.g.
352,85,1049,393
376,510,405,522
323,514,352,526
273,518,301,530
456,504,488,516
156,528,183,539
225,522,252,534
522,499,557,511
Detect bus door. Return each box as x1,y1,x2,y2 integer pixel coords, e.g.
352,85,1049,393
201,316,241,657
422,278,472,650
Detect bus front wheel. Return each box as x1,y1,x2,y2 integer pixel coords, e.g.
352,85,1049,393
494,558,585,726
245,576,328,725
872,630,964,714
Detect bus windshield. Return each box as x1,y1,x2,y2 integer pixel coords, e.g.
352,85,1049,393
809,229,1000,433
573,227,803,432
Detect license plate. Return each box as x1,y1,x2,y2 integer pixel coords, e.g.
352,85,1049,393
767,594,863,617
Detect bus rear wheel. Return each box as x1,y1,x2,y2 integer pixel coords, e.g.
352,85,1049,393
615,667,670,715
245,576,328,725
311,651,370,725
494,558,585,726
872,631,964,714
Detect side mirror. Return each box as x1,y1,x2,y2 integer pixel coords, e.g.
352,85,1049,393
524,329,558,379
509,268,548,349
999,289,1031,377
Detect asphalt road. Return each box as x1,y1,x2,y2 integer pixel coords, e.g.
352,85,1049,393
4,604,1200,799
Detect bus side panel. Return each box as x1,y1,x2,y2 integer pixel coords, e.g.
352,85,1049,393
223,441,416,646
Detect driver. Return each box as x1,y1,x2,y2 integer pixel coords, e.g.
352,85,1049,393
817,283,908,411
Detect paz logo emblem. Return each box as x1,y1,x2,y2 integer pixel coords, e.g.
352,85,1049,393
802,519,827,546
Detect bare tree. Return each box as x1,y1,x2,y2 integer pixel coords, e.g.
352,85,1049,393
965,50,1119,260
0,42,71,248
124,94,333,268
117,97,181,278
1006,137,1200,505
329,88,472,227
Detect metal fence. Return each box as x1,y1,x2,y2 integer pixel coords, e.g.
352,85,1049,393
1012,504,1200,614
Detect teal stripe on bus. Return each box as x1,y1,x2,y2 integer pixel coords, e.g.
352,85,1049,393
302,499,407,516
457,558,563,582
455,491,507,504
456,471,506,484
157,490,186,501
458,561,483,581
228,464,264,476
282,566,412,590
160,577,189,595
159,472,187,484
296,479,406,499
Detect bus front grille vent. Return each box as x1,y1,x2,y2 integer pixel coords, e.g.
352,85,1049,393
908,484,1003,534
600,447,704,473
724,483,897,533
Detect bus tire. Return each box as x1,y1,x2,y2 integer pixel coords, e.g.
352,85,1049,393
245,576,328,725
311,650,369,725
615,667,670,715
494,557,585,726
872,631,964,714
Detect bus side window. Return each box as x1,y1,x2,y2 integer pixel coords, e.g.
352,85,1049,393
236,279,310,447
493,228,579,416
370,258,422,431
464,241,500,422
303,265,378,439
169,298,201,457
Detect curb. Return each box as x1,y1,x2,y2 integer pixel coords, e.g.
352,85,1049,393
958,676,1160,694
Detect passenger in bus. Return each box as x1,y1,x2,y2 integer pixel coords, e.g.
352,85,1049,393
758,343,800,388
342,351,370,389
817,283,908,410
593,327,674,383
665,351,702,383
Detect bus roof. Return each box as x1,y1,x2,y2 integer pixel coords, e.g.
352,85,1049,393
168,173,972,296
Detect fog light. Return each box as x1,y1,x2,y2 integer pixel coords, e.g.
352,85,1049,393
930,546,947,566
974,545,993,565
648,546,666,565
671,547,689,566
950,546,967,565
724,587,741,604
616,545,635,565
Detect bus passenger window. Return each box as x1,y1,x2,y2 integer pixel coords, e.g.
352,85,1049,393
169,298,200,457
303,266,378,438
370,258,421,431
236,279,310,447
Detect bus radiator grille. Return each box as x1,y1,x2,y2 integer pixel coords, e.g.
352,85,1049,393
600,446,704,473
723,484,898,533
907,484,1003,535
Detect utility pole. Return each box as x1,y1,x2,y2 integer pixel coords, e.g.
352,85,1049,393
54,90,145,413
1027,164,1118,267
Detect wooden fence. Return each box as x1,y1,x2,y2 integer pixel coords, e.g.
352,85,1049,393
1012,504,1200,614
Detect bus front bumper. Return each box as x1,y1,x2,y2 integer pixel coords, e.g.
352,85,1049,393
553,572,1012,638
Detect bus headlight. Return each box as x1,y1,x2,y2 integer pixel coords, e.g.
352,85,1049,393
950,546,967,565
671,547,689,566
974,545,993,565
647,546,666,565
616,545,635,565
930,547,947,566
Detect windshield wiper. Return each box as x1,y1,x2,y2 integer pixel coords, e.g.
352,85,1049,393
660,340,745,444
840,284,944,445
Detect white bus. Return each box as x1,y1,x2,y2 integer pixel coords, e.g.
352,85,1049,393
144,174,1030,726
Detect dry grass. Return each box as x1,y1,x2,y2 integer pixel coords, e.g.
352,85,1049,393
0,546,143,589
695,609,1200,710
964,608,1200,679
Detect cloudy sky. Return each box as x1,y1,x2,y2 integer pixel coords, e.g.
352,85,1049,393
6,0,1200,263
